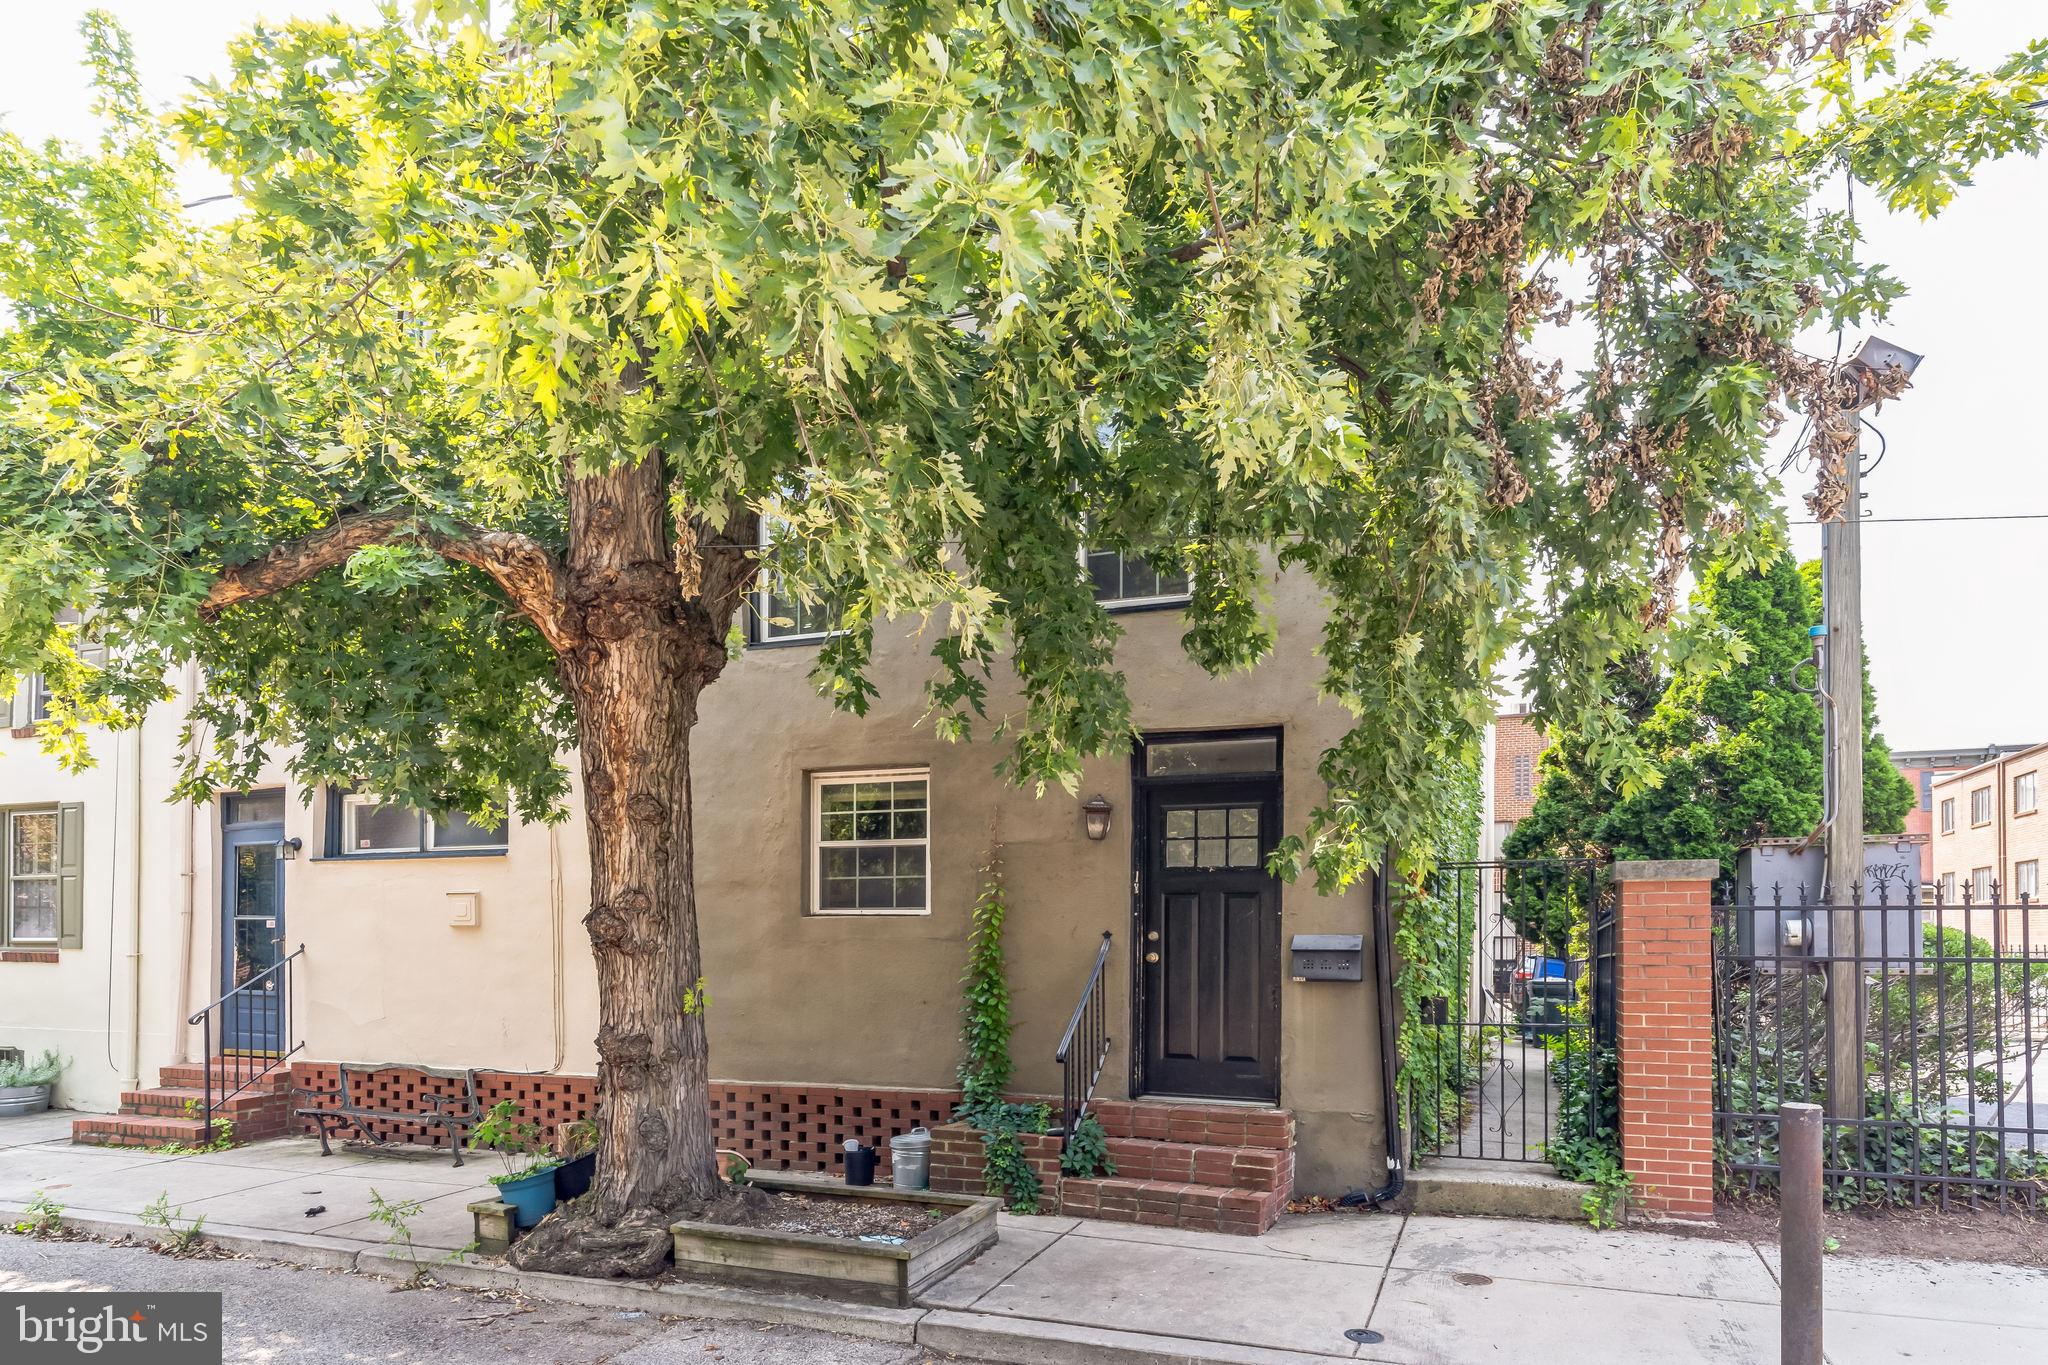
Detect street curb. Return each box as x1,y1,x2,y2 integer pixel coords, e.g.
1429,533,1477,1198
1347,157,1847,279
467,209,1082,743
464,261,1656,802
918,1310,1363,1365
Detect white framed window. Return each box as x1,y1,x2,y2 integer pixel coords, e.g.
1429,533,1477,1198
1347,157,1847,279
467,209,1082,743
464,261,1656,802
1082,547,1190,608
2015,771,2038,816
1939,797,1956,835
6,809,61,943
336,790,507,856
751,522,838,644
2016,860,2040,903
812,769,929,915
1971,786,1993,826
1939,872,1957,903
1972,866,1995,903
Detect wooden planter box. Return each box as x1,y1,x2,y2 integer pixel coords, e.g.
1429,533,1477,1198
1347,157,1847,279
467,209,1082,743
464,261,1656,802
668,1170,997,1307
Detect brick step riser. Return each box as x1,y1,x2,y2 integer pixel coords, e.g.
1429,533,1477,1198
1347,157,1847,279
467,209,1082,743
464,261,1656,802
155,1064,293,1090
1102,1138,1293,1193
1060,1177,1288,1236
1087,1100,1295,1151
120,1094,292,1121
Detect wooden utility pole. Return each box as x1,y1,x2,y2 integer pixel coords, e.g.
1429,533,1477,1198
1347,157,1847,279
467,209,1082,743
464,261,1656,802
1822,421,1866,1123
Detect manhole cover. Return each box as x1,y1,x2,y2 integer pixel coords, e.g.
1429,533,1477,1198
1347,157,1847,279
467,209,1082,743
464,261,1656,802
1452,1272,1495,1287
1344,1328,1385,1345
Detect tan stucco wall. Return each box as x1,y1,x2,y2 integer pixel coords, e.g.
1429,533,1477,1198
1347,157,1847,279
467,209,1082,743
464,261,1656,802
4,565,1387,1194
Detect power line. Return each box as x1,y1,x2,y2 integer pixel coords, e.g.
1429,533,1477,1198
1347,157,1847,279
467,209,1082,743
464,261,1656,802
1792,513,2048,525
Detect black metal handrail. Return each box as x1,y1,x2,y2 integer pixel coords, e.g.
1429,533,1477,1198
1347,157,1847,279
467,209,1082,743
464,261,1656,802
188,944,305,1141
1055,931,1114,1141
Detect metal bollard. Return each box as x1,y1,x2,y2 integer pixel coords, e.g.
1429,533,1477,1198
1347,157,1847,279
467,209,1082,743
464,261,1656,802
1780,1102,1824,1365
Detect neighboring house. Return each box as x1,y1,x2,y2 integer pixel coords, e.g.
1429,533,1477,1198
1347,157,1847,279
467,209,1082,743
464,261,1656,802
1929,740,2048,948
1894,744,2036,883
0,554,1387,1224
1482,706,1546,862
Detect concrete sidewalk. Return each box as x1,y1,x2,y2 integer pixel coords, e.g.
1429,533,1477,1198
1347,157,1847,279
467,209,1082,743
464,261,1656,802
4,1120,2046,1364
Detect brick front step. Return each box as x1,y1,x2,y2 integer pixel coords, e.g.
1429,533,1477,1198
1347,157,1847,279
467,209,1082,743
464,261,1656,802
116,1087,293,1121
72,1115,217,1148
156,1062,294,1090
1088,1099,1294,1151
1101,1137,1294,1193
1060,1176,1289,1235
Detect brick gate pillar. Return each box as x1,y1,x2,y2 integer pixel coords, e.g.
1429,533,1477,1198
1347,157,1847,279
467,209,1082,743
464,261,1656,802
1611,859,1719,1220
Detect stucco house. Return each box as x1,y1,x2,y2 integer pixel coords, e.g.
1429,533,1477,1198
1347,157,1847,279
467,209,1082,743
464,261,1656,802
1,551,1387,1233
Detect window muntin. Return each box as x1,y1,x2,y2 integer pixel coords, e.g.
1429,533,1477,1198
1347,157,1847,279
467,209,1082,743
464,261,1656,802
812,770,929,915
7,810,60,943
1162,805,1263,870
1971,786,1993,826
1972,866,1995,903
2015,772,2038,816
1083,547,1190,607
337,790,508,856
1939,798,1956,834
2017,860,2040,902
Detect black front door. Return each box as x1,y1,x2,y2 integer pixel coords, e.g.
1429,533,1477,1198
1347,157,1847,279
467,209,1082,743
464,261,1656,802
1138,777,1282,1102
220,798,286,1055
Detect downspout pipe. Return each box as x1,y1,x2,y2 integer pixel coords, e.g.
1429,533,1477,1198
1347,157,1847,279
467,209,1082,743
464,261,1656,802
1340,845,1405,1210
123,718,145,1093
172,661,200,1063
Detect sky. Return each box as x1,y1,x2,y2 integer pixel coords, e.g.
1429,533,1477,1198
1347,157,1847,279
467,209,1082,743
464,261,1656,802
4,2,2044,753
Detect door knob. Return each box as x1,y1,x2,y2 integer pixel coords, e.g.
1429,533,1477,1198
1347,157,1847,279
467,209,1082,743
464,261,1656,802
1145,952,1160,964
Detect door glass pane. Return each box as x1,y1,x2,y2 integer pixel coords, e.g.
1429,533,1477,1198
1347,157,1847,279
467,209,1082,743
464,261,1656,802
1196,809,1226,838
1145,735,1278,777
1228,839,1260,867
223,790,286,825
231,844,280,987
1164,838,1194,868
1165,809,1194,839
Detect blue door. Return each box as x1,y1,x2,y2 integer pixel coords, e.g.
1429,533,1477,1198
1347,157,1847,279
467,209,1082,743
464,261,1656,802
220,797,286,1054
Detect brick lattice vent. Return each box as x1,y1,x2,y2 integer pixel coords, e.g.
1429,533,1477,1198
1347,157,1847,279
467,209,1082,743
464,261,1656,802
79,1063,1298,1235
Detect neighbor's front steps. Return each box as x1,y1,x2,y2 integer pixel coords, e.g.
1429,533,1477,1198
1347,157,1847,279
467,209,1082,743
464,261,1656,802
71,1062,294,1150
933,1098,1295,1236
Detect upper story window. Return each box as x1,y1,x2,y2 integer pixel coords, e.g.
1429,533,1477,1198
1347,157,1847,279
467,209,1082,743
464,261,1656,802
1510,753,1534,802
1919,771,1933,810
812,770,929,915
1971,786,1994,827
328,788,507,857
6,809,61,944
2015,771,2038,816
1939,797,1956,835
1084,547,1190,609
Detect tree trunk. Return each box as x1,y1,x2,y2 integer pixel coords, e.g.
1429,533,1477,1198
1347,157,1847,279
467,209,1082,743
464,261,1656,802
559,457,723,1219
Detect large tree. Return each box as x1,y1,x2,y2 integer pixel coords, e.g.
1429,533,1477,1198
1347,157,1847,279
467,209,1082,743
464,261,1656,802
2,3,2039,1267
1505,554,1916,949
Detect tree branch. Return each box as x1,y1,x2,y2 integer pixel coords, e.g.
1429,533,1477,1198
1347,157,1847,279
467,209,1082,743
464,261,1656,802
199,509,576,652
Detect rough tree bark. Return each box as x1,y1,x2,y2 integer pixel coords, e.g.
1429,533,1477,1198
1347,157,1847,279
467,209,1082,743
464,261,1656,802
202,453,762,1278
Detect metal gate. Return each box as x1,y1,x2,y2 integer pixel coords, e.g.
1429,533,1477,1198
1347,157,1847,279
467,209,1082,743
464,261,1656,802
1406,859,1615,1165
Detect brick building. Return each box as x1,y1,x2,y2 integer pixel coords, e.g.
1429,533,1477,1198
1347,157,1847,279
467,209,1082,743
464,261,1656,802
1484,706,1548,860
1894,743,2036,882
1929,740,2048,946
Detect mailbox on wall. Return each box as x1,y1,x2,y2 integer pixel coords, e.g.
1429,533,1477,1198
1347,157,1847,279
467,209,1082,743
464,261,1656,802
1289,933,1364,982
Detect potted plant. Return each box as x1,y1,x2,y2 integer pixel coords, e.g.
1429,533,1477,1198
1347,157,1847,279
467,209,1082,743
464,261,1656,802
0,1050,66,1117
469,1101,561,1228
553,1117,598,1202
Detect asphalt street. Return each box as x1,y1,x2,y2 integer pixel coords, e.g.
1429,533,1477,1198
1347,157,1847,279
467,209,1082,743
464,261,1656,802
0,1234,952,1365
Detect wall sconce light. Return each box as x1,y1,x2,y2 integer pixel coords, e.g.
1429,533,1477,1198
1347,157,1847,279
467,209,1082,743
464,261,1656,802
1081,795,1113,841
275,837,303,862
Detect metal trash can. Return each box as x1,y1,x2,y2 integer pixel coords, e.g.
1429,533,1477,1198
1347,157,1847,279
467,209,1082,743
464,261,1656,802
889,1126,932,1191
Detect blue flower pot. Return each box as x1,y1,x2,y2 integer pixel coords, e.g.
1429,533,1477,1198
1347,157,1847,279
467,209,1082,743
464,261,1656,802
495,1167,559,1229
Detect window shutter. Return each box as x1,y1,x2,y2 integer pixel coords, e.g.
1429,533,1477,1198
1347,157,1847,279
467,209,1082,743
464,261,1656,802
0,679,13,729
58,802,85,949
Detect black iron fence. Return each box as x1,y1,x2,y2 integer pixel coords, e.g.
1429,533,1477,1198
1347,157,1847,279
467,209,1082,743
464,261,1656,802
1713,880,2048,1207
1407,860,1613,1165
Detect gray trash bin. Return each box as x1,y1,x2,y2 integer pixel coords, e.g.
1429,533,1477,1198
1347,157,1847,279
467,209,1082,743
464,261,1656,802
889,1126,933,1191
